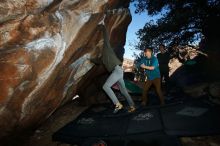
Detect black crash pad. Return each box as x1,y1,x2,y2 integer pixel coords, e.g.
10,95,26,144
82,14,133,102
127,109,163,134
161,100,220,136
53,106,164,144
53,99,220,145
57,115,129,138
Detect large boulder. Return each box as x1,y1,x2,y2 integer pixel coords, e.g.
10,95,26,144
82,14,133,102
0,0,131,140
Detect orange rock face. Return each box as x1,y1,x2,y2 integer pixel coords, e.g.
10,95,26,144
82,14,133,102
0,0,131,139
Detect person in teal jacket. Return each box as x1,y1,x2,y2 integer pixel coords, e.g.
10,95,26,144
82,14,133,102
139,48,165,106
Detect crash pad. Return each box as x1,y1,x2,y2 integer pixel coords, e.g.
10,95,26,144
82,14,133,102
124,80,142,95
161,100,220,136
53,99,220,145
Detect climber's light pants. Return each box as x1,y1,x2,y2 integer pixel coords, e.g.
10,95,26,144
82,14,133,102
103,65,135,107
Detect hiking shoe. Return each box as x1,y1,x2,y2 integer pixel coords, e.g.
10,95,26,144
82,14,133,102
128,106,136,113
113,103,123,114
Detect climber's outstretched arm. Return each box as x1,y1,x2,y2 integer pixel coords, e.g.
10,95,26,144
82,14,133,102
99,25,112,50
90,14,112,65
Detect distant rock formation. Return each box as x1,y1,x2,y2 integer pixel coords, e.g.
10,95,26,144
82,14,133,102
0,0,131,139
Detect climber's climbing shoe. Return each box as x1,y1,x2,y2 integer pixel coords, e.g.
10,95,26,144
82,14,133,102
113,103,123,114
128,106,136,113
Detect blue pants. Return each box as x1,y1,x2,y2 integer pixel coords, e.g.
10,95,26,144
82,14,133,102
103,65,135,106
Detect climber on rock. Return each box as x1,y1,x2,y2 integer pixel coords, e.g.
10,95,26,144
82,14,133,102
139,47,165,106
90,15,136,114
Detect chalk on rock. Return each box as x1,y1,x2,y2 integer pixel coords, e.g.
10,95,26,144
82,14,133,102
72,95,79,100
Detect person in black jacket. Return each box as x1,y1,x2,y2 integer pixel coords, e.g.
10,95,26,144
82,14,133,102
157,44,170,93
